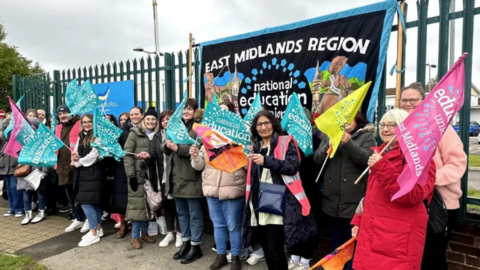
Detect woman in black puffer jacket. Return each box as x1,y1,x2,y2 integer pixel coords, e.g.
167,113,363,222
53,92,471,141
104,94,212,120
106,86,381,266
72,114,106,247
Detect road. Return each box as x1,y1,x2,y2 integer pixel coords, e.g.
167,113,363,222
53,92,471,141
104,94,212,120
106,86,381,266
469,137,480,155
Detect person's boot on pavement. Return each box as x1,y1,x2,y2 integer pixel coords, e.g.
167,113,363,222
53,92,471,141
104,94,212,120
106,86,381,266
230,255,242,270
173,241,191,260
209,254,228,270
115,215,127,239
181,244,203,264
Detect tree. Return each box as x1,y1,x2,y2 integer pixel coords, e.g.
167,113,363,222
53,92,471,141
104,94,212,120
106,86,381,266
0,22,44,111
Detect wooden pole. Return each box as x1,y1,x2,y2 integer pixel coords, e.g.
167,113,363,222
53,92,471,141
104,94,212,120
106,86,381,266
354,135,397,185
188,33,193,98
395,1,406,108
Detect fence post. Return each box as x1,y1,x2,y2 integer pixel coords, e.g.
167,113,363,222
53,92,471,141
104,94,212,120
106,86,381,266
459,0,474,220
53,70,61,110
437,0,451,79
416,0,428,86
164,53,174,110
12,75,19,103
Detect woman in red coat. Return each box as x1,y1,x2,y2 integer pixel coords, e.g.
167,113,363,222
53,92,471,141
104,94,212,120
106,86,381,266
350,109,436,270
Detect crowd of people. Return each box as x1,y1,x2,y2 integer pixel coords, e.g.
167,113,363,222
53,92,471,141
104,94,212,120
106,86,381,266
0,82,467,270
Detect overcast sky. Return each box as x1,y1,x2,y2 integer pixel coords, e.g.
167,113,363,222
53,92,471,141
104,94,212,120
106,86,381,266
1,0,479,89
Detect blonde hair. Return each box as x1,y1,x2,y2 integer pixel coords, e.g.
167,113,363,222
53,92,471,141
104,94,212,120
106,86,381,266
380,109,409,126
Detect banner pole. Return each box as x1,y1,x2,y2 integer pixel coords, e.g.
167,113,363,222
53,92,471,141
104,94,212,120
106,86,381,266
354,134,396,185
188,33,193,98
395,1,406,108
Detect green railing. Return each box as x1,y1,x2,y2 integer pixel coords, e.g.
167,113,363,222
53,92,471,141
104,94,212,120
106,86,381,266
11,0,479,222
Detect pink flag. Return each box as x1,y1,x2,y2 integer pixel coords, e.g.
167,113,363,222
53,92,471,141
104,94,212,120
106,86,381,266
4,97,34,158
392,53,467,201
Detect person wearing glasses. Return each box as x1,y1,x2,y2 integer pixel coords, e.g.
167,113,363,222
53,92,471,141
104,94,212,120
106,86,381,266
400,83,467,270
243,110,316,270
71,114,106,247
350,108,436,270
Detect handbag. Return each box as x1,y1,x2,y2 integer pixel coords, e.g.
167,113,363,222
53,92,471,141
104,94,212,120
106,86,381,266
14,164,31,177
424,188,449,234
256,182,286,216
145,179,163,213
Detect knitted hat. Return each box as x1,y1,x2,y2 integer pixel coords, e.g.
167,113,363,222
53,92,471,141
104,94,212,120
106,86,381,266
57,105,71,114
144,107,158,119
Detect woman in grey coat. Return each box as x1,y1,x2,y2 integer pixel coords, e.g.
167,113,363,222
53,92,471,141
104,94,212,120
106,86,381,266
313,111,375,270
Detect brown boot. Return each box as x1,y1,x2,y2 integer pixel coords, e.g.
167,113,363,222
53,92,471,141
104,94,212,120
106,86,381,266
115,215,127,239
131,238,142,249
141,234,156,244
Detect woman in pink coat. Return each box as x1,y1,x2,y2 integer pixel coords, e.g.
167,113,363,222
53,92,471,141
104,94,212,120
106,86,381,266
350,109,436,270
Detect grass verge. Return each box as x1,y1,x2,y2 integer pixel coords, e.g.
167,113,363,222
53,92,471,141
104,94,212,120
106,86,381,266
467,189,480,211
0,254,48,270
469,155,480,167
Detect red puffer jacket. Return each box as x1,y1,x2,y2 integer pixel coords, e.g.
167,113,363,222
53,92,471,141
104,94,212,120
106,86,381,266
351,143,436,270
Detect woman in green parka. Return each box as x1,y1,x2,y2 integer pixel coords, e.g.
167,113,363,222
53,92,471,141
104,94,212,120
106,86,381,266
123,107,160,249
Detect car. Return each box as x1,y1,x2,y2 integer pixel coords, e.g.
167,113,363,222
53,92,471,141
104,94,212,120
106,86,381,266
478,132,480,144
453,121,480,136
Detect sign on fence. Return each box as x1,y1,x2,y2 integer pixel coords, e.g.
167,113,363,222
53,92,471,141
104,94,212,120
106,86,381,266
93,80,135,119
200,0,397,121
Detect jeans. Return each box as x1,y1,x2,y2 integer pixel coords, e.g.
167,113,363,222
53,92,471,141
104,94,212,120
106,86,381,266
330,217,354,270
421,209,459,270
175,198,204,245
253,225,288,270
23,191,46,211
207,196,244,256
4,175,24,213
65,184,84,221
131,221,149,239
163,198,180,232
81,204,102,230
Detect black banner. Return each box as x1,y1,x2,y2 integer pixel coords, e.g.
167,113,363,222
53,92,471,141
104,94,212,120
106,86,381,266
200,1,396,121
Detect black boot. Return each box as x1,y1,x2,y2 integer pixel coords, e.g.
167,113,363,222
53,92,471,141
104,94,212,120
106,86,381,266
230,255,242,270
173,241,191,260
209,254,228,270
181,244,203,264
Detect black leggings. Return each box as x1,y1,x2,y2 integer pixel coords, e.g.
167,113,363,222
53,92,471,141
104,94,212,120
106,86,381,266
253,225,288,270
421,209,458,270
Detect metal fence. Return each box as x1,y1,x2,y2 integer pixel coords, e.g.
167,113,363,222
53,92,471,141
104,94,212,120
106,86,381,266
11,0,480,223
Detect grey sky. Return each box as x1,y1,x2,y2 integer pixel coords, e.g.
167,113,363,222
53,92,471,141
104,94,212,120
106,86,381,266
0,0,479,89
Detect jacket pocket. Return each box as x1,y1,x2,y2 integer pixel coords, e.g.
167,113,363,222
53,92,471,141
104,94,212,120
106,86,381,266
371,217,411,260
341,173,366,203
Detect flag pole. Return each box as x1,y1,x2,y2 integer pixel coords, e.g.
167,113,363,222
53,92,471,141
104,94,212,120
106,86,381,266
354,135,397,185
188,33,193,98
395,1,406,108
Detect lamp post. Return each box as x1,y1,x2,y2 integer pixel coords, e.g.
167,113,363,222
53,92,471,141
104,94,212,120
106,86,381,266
133,48,164,56
426,63,437,92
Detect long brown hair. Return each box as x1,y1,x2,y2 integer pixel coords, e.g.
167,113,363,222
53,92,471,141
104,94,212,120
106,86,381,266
81,114,95,147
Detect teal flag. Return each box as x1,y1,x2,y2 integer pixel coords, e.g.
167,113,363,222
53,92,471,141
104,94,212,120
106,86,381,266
51,107,58,132
16,117,36,146
93,109,124,160
18,123,63,167
4,95,24,138
66,79,100,115
166,91,196,145
281,93,313,156
91,141,125,161
243,93,262,127
202,93,250,154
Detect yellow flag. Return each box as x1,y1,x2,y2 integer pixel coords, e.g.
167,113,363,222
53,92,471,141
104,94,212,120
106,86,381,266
314,81,372,158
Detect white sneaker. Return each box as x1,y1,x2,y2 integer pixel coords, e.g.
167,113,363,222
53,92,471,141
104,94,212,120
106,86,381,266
97,228,104,238
78,231,100,247
288,259,297,270
80,220,90,233
15,212,24,218
293,264,309,270
175,233,182,248
246,253,265,266
101,212,109,221
31,210,45,224
65,219,84,232
159,233,175,247
21,210,33,225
